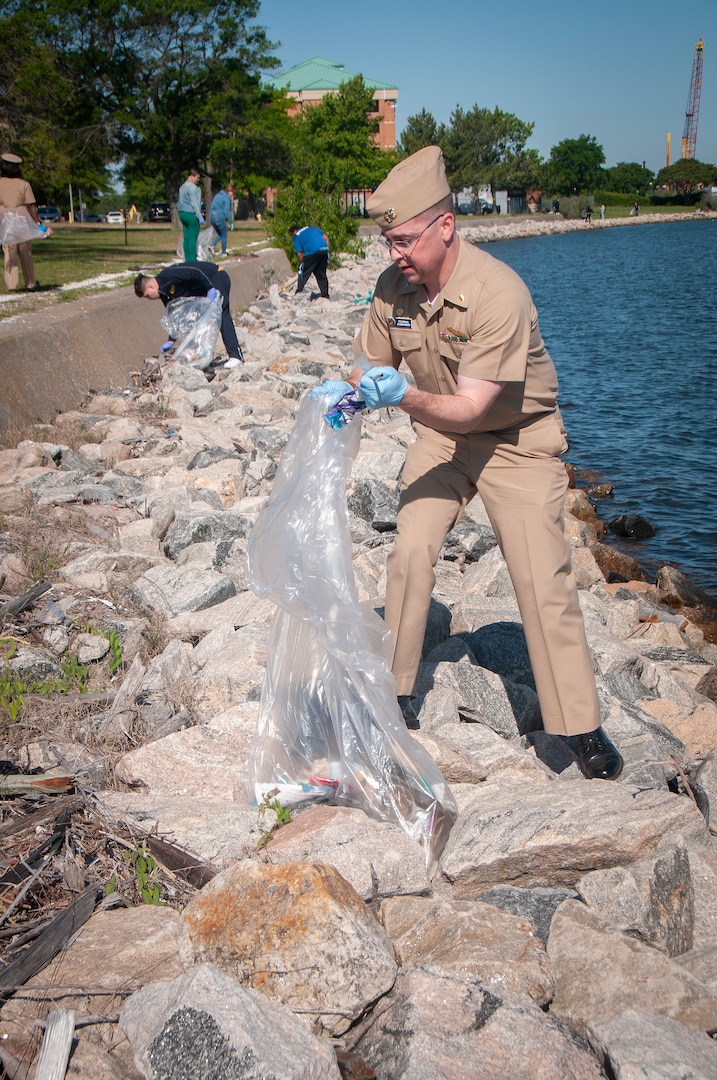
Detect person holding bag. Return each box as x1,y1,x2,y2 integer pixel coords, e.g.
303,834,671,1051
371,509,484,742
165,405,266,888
0,153,40,292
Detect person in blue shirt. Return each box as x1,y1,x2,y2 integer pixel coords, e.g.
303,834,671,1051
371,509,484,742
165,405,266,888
289,225,330,299
209,183,235,257
177,168,203,262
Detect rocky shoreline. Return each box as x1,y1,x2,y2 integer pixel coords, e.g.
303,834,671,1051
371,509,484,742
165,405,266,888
0,238,717,1078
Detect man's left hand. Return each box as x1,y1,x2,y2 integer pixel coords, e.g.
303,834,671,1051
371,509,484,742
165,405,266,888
358,367,408,409
207,288,219,301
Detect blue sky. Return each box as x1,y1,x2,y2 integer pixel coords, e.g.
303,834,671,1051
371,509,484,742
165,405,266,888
256,0,716,174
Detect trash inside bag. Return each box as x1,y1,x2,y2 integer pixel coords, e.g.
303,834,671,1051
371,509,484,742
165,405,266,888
0,209,51,245
161,295,222,370
323,388,368,430
244,393,458,873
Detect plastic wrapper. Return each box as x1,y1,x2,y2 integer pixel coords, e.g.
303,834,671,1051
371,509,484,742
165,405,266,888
160,296,222,369
244,393,458,873
0,209,50,245
323,388,367,429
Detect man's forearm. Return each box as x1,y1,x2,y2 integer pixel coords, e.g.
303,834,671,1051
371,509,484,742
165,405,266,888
398,383,503,434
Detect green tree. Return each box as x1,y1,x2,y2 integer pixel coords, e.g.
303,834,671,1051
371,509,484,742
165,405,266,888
264,179,365,270
441,105,536,193
544,134,605,194
399,109,439,155
291,75,390,192
654,158,717,201
603,162,655,194
0,0,282,210
0,7,113,203
265,75,398,263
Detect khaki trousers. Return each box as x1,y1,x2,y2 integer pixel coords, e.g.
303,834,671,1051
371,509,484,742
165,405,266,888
385,413,600,736
3,241,35,290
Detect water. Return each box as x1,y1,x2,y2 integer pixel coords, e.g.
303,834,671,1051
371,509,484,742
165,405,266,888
476,219,717,597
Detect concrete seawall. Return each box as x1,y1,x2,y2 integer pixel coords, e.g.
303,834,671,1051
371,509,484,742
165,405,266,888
0,248,291,433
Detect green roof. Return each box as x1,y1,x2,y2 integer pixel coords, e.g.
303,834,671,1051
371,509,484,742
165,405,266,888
266,56,397,93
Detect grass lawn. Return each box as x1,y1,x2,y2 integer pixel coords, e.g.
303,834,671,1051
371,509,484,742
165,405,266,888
1,219,272,297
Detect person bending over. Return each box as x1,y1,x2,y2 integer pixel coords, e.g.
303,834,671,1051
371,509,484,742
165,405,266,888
135,260,244,368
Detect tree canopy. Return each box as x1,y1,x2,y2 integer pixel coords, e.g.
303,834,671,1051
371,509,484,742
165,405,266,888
439,105,536,193
0,0,284,205
544,134,605,195
602,161,655,194
654,158,717,200
289,75,390,193
399,109,439,156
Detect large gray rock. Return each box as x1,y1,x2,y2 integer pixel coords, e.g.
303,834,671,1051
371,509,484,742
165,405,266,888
381,895,555,1005
120,963,341,1080
264,804,431,901
126,563,236,616
99,790,263,867
587,1009,717,1080
162,507,253,559
351,968,604,1080
547,899,717,1036
475,885,577,946
575,841,694,955
424,658,542,738
440,771,709,894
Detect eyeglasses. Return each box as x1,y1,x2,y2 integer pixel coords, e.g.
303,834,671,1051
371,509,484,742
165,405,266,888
379,213,444,255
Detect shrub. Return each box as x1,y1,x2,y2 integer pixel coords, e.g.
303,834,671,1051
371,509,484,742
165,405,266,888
264,180,364,269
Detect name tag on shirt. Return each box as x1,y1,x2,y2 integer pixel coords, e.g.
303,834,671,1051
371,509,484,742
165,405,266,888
388,317,413,329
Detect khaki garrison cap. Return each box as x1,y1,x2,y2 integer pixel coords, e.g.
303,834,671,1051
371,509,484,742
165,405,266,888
367,145,450,230
1,153,22,164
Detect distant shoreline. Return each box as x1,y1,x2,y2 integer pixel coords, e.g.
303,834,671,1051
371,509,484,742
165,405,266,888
359,209,717,245
458,210,717,244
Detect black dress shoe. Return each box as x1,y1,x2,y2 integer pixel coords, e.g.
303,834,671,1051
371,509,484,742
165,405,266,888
573,727,623,780
397,695,421,730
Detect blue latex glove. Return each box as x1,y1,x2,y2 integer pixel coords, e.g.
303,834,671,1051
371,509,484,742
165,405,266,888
309,379,353,404
358,366,408,409
160,340,174,354
206,288,219,301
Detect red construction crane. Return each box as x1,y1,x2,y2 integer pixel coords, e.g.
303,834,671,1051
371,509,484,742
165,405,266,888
681,38,704,160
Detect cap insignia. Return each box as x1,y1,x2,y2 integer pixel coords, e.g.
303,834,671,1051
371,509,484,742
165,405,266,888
383,208,397,224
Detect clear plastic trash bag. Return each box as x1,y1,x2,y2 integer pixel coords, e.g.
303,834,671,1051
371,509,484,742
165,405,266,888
197,225,216,261
244,393,458,873
0,209,50,245
160,296,222,370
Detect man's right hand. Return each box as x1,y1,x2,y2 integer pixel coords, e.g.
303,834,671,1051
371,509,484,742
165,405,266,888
160,341,174,354
207,288,219,301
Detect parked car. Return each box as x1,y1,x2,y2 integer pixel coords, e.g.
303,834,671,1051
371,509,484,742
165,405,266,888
80,213,103,223
37,206,63,223
105,210,125,224
479,199,494,215
148,201,171,222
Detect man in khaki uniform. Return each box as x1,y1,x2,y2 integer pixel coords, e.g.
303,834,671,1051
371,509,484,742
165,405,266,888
329,146,621,779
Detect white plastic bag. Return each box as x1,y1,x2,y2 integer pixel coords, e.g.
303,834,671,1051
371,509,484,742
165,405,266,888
160,296,222,369
0,209,51,245
244,393,458,873
197,225,216,261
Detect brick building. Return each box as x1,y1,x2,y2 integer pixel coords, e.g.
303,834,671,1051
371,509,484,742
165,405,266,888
266,56,398,151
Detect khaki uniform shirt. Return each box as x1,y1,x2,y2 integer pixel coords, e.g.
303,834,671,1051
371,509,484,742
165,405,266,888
358,237,562,434
0,177,36,211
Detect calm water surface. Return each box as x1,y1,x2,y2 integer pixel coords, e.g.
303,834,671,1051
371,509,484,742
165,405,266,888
477,219,717,596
